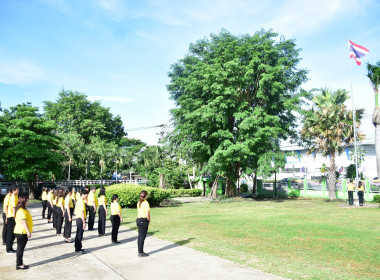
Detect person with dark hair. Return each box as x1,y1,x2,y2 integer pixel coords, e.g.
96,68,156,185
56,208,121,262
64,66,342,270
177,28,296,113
14,196,33,270
52,189,58,228
357,181,365,206
47,188,53,223
56,188,65,236
87,186,98,230
6,186,19,253
71,187,76,209
84,186,90,219
2,187,12,245
41,187,48,219
347,179,355,206
110,194,123,244
74,189,88,253
64,188,74,243
97,188,107,236
136,190,150,257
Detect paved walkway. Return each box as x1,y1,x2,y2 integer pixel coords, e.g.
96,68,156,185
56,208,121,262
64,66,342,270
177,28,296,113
0,203,288,280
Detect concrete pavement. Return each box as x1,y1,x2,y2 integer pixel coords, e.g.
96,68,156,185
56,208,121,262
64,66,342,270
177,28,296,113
1,203,289,280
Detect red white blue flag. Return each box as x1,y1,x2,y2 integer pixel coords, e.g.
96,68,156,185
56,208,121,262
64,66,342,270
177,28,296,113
349,40,369,66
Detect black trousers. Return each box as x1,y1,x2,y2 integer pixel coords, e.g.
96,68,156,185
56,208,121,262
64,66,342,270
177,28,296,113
88,206,96,230
348,191,354,205
64,208,74,239
98,206,106,235
15,234,28,266
75,219,84,251
56,208,64,234
53,205,57,228
6,217,16,251
137,218,149,253
358,191,364,205
110,215,120,242
47,203,52,220
2,213,7,244
42,200,47,218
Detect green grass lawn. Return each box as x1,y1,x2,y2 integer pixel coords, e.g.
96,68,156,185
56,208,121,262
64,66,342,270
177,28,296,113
120,198,380,280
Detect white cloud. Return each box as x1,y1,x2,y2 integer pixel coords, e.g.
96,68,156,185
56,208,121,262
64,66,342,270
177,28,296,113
0,60,47,85
88,95,133,103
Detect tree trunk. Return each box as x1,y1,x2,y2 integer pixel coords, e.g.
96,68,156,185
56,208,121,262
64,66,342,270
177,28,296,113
28,180,35,200
373,107,380,178
159,173,166,189
328,152,337,200
187,170,193,189
225,177,235,197
252,173,257,198
208,176,219,199
85,160,88,187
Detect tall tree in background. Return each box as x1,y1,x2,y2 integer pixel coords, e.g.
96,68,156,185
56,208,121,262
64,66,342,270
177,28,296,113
301,89,364,200
167,29,308,196
0,103,64,199
367,61,380,178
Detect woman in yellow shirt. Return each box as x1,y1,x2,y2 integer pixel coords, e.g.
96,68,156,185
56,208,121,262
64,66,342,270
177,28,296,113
64,187,74,243
14,196,33,270
56,188,65,236
52,189,58,228
137,190,150,257
110,194,123,244
41,187,48,219
97,188,107,236
47,188,53,223
357,181,365,206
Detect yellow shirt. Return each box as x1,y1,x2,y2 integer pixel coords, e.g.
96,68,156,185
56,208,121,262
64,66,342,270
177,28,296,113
57,197,64,207
137,200,150,218
47,191,53,202
98,195,107,206
347,183,355,191
42,191,48,201
74,198,86,219
71,192,76,201
88,191,99,207
7,194,18,217
52,196,57,206
65,194,74,208
357,185,365,191
14,208,33,234
76,192,81,201
111,201,121,215
3,193,10,213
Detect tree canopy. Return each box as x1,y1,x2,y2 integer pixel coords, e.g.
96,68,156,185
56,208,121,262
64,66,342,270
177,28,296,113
167,29,308,196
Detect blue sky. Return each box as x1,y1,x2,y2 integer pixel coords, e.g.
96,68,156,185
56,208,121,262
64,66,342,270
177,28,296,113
0,0,379,145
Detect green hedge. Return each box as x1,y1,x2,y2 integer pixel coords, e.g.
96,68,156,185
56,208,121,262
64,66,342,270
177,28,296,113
96,184,170,208
167,188,202,197
373,195,380,203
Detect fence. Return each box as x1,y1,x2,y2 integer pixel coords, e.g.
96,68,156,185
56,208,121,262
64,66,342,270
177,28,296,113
54,179,145,187
258,178,379,201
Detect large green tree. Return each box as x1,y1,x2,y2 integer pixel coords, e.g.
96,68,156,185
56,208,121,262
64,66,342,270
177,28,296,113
167,29,308,196
0,103,64,199
367,61,380,178
301,89,364,200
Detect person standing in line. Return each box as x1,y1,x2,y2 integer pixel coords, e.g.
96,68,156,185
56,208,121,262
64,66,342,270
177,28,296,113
6,186,19,254
64,188,74,243
41,187,48,219
56,188,65,236
110,194,123,244
84,186,90,219
47,188,54,223
14,196,33,270
136,190,150,257
357,181,365,206
71,187,76,209
97,188,107,237
347,179,355,206
52,189,58,228
74,189,88,254
87,186,98,230
2,187,12,246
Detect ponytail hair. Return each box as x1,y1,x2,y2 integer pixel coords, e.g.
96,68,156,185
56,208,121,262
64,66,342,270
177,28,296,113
15,196,29,215
138,190,148,208
112,194,118,202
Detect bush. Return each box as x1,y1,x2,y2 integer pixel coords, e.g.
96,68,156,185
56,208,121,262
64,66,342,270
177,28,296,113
167,188,203,197
96,184,170,207
373,195,380,203
240,183,248,193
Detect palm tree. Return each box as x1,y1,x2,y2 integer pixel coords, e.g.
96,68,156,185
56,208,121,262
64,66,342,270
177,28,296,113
367,61,380,178
301,88,364,200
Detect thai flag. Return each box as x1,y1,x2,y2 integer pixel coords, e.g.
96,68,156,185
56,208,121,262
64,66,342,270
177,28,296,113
349,40,369,66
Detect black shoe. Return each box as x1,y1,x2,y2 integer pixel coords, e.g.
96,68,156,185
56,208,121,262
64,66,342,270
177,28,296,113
138,252,149,257
16,265,29,270
7,249,16,254
75,249,86,254
112,241,121,244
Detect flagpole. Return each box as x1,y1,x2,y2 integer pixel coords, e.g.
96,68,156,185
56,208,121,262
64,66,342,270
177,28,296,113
348,47,360,188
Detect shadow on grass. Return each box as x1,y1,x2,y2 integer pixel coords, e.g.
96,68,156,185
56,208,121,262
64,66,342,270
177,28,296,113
148,238,195,255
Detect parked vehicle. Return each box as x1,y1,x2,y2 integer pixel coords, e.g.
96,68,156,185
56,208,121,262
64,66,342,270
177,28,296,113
0,182,14,198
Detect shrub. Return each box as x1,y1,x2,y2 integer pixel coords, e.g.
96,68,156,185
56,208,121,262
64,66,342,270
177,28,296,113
167,188,203,197
96,184,170,207
240,183,249,193
373,195,380,203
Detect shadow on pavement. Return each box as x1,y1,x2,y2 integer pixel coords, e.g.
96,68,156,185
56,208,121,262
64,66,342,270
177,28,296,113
148,238,194,255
